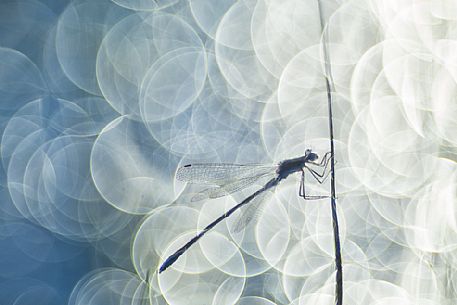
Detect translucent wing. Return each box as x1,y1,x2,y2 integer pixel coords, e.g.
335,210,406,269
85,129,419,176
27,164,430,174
190,172,276,202
232,190,272,233
177,163,276,185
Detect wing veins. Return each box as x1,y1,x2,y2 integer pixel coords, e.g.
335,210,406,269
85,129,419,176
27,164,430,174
177,163,276,186
190,172,276,202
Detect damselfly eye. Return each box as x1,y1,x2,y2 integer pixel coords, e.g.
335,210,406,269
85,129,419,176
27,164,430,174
310,153,318,161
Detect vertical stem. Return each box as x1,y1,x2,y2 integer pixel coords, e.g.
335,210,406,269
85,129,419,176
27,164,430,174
316,1,343,305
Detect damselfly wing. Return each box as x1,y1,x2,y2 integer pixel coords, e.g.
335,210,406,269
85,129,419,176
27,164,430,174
177,163,278,231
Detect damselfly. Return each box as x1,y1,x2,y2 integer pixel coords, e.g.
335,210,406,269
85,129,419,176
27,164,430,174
159,149,333,273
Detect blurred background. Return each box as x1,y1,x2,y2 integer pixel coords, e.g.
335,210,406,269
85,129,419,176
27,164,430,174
1,0,457,304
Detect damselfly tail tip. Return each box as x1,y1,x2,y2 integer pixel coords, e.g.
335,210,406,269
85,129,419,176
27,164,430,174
159,252,179,274
159,261,170,274
158,263,167,274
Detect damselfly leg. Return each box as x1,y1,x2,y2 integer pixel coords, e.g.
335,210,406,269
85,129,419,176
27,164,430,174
309,151,332,167
299,170,329,200
299,152,333,199
305,151,333,182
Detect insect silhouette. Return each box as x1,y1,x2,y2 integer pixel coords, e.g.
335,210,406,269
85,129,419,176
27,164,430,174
159,149,333,273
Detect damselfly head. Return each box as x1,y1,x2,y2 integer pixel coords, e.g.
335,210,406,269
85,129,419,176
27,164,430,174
305,149,318,161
